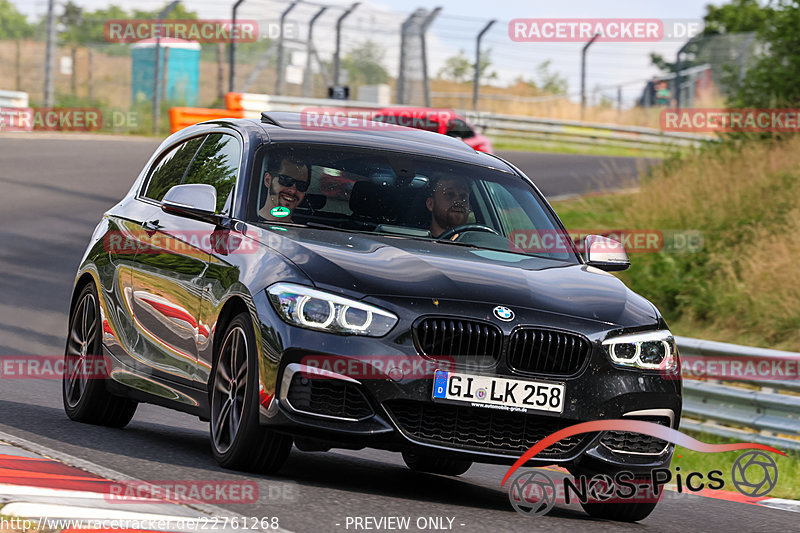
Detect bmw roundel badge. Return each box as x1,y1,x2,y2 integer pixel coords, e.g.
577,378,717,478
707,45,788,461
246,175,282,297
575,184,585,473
493,306,514,321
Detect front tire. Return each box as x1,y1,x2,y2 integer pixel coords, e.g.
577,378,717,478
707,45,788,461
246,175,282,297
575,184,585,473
402,451,472,476
570,466,660,522
210,312,292,473
580,500,659,522
62,282,137,427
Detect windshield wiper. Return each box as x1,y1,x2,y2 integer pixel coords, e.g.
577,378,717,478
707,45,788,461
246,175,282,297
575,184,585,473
305,221,343,231
431,238,483,250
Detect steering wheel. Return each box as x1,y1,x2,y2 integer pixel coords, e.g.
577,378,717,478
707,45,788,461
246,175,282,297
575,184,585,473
437,224,499,241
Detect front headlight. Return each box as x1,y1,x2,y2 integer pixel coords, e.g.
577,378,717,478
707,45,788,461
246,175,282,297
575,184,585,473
602,330,678,371
266,283,398,337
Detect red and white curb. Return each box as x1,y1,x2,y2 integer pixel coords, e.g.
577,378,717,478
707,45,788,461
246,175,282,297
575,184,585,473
0,431,293,533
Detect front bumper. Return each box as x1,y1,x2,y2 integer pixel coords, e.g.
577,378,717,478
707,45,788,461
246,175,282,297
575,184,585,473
253,291,681,470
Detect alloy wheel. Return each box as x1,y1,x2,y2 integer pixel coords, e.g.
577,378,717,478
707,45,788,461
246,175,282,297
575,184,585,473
211,325,249,454
64,291,97,408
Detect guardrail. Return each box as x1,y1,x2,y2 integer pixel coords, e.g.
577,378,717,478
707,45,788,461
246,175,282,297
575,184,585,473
0,89,29,109
220,93,718,150
476,112,717,150
676,336,800,452
0,90,33,133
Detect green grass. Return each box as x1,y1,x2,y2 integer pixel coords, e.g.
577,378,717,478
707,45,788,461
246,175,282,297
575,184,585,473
550,193,634,229
491,135,676,158
672,430,800,500
547,136,800,352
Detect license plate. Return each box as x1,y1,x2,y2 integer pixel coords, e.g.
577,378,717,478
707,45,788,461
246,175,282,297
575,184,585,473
432,370,565,413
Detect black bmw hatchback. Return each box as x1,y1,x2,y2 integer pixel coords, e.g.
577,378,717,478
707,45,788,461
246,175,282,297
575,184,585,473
64,112,680,521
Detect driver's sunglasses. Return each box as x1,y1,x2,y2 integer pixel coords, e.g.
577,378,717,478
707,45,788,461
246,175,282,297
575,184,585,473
276,173,310,192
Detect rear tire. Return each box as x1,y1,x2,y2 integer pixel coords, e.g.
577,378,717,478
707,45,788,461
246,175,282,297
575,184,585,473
210,312,292,473
62,282,137,428
402,451,472,476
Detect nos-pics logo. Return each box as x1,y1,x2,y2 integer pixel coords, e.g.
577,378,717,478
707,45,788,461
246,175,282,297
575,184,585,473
502,419,781,517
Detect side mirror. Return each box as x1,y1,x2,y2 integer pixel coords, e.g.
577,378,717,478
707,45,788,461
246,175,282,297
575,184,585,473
585,234,630,272
161,184,219,224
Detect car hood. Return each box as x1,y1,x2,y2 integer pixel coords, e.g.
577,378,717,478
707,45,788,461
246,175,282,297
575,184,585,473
247,226,658,327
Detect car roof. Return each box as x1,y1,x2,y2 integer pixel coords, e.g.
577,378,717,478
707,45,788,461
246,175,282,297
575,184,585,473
245,111,510,171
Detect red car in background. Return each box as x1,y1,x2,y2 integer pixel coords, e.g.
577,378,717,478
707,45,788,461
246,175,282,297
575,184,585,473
372,108,493,153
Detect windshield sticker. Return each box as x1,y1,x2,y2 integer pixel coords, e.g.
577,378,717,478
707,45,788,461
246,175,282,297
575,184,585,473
271,206,291,218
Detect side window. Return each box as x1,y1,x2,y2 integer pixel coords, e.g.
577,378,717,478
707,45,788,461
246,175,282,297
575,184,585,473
183,133,241,214
142,137,204,202
446,119,474,139
484,181,536,234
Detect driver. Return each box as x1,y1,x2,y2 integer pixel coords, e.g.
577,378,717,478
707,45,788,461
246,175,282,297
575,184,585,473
258,152,310,222
426,176,470,238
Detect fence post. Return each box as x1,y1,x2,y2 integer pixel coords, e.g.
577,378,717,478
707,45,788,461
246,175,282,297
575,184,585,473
15,39,21,92
88,48,93,101
397,12,415,105
44,0,56,107
275,1,299,96
580,33,599,120
420,7,441,108
216,43,224,100
229,0,246,93
473,19,496,111
152,1,180,135
334,3,360,86
303,7,328,97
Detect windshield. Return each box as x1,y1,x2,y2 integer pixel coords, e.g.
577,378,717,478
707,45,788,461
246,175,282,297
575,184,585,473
248,144,579,263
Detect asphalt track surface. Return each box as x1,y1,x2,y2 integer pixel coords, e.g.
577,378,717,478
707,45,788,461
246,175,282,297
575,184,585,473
0,135,794,532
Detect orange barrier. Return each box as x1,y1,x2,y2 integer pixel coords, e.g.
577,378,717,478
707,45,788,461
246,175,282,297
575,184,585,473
168,106,245,133
225,92,244,111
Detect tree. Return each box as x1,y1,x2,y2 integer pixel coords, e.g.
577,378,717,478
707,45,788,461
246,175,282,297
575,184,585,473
132,3,199,21
438,49,497,84
341,40,389,86
650,0,772,73
438,50,471,83
1,0,35,91
728,0,800,108
513,61,568,95
536,60,567,95
0,0,34,39
703,0,773,34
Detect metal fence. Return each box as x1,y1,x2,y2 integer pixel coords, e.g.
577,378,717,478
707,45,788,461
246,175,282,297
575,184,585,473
677,336,800,452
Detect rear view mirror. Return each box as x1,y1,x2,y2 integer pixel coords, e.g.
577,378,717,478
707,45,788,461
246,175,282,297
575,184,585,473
161,184,219,224
585,234,630,271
